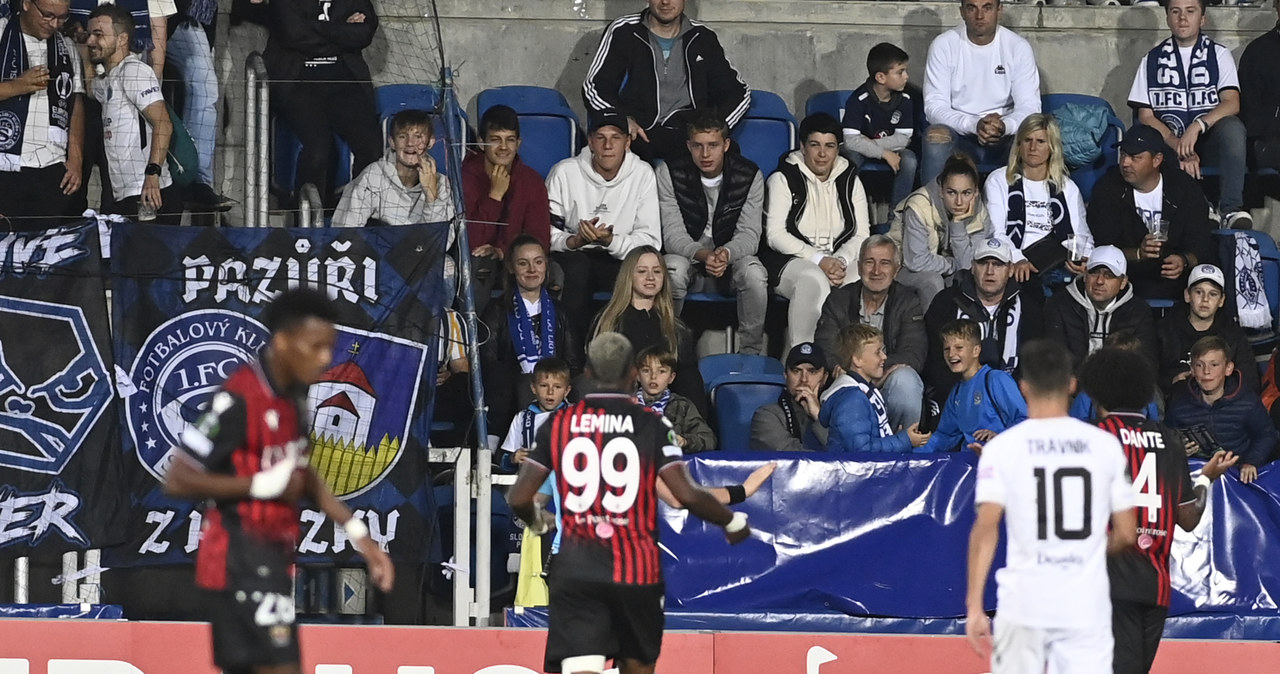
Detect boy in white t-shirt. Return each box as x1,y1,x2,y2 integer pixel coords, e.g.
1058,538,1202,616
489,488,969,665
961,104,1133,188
965,339,1137,674
498,357,571,473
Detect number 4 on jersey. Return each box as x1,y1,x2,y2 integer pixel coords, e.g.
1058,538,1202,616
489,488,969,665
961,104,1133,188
1131,453,1162,523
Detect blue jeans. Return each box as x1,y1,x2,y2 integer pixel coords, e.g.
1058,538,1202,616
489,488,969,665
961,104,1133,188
166,22,219,185
922,125,1013,185
852,148,918,207
1196,115,1247,215
880,365,924,433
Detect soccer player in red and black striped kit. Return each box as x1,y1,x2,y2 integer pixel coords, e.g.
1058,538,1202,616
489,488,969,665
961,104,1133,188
165,289,394,674
1079,347,1237,674
508,332,750,674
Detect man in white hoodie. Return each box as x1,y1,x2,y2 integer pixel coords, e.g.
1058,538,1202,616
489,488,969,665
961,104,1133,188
762,112,870,351
921,0,1041,185
546,109,662,339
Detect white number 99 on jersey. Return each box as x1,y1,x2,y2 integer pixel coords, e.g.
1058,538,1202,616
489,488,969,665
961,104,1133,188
561,436,641,515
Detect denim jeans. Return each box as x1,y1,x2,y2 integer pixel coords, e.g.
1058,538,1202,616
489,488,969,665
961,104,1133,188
922,125,1013,185
166,22,219,185
1196,115,1247,215
880,365,925,432
852,148,919,208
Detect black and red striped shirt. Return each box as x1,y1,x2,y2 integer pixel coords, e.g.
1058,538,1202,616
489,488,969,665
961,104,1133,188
528,393,682,585
1098,412,1195,607
180,359,310,591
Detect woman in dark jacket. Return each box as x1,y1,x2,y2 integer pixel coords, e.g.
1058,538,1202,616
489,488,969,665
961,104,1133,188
480,235,581,432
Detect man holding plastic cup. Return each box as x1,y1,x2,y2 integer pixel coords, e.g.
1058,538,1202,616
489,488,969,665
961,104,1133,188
1087,124,1214,301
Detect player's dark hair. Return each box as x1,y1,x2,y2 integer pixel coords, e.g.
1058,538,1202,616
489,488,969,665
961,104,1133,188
1079,348,1155,413
389,109,435,139
940,318,981,345
262,288,339,334
1104,327,1144,352
532,357,571,382
480,104,521,138
635,345,678,370
1190,335,1233,364
799,113,842,145
937,153,980,188
1018,339,1074,396
867,42,909,78
88,3,135,42
686,109,730,140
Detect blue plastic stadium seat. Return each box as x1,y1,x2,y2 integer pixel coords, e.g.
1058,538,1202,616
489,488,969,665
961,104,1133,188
699,353,785,394
1043,93,1126,202
713,378,786,451
730,90,798,174
271,120,352,196
477,85,582,179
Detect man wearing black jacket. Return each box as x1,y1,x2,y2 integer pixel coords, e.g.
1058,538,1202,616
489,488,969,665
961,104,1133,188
924,237,1042,401
1044,245,1159,369
1156,263,1258,397
1087,126,1213,302
583,0,750,162
263,0,381,207
1240,2,1280,169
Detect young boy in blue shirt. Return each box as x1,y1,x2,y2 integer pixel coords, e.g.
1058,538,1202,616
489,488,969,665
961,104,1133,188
822,324,932,452
842,42,918,206
919,319,1027,453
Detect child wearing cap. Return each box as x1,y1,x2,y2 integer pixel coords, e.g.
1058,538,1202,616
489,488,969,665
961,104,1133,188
750,342,831,451
821,324,931,452
1156,264,1259,397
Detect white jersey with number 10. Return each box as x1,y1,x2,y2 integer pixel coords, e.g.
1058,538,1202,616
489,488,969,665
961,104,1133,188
975,416,1134,629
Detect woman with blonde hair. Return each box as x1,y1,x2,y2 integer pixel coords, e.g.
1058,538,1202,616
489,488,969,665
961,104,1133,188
984,113,1091,283
591,245,708,414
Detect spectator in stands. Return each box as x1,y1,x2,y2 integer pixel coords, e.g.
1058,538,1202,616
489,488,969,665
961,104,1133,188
762,112,869,350
1157,264,1257,398
1088,125,1213,302
481,235,581,434
164,0,230,212
1239,3,1280,171
591,245,707,416
921,0,1040,185
547,109,661,341
1044,245,1159,368
333,109,454,228
985,114,1091,283
497,357,571,474
891,153,992,305
432,308,473,447
86,4,179,224
263,0,380,207
918,319,1026,453
750,342,830,452
1070,328,1161,423
1167,335,1275,483
636,346,715,453
0,0,83,231
582,0,749,163
813,235,927,432
658,112,767,355
924,236,1042,400
822,324,931,453
842,42,918,208
1129,0,1251,229
463,105,552,314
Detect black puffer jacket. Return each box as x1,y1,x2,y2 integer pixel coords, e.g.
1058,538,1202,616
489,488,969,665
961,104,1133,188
1156,306,1258,395
1044,278,1159,368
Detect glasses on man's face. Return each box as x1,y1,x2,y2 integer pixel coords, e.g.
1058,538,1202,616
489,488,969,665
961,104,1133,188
28,2,70,25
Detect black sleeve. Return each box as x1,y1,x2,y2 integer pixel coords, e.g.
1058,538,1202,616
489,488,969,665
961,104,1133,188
1165,428,1196,506
179,391,248,473
1234,328,1261,394
529,412,555,471
1086,174,1126,249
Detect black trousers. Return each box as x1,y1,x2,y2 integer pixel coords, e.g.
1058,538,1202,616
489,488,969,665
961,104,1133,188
630,123,687,164
552,249,623,341
1112,599,1168,674
113,185,184,226
273,79,382,207
0,164,72,232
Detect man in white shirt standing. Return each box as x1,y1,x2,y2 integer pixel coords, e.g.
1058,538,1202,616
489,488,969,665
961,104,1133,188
965,339,1137,674
86,3,177,223
0,0,84,232
922,0,1040,185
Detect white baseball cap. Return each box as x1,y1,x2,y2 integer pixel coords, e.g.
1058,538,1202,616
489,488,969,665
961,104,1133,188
973,237,1012,264
1087,245,1127,276
1187,264,1225,290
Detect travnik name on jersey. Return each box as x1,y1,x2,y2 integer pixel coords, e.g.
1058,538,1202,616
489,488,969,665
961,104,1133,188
1028,438,1089,454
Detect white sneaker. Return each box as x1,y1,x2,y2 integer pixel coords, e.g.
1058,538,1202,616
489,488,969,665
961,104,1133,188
1226,210,1255,230
1207,205,1222,226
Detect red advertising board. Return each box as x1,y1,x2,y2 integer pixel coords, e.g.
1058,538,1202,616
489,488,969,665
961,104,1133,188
0,620,1274,673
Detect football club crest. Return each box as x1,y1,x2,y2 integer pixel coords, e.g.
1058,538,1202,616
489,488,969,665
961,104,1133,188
0,295,112,474
126,310,269,480
306,327,428,498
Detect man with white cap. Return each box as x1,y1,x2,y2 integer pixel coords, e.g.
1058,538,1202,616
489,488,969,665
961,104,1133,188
924,236,1043,398
1156,263,1258,396
1044,244,1159,367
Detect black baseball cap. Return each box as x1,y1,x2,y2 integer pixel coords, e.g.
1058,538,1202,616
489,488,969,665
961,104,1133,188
589,109,629,135
1117,124,1170,157
785,342,827,369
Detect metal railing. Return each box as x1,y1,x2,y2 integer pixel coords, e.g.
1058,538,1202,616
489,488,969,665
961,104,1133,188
244,52,270,228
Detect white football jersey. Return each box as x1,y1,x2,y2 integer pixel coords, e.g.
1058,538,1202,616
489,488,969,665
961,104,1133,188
975,416,1133,629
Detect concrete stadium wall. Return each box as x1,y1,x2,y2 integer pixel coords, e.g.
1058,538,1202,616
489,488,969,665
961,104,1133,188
210,1,1280,222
